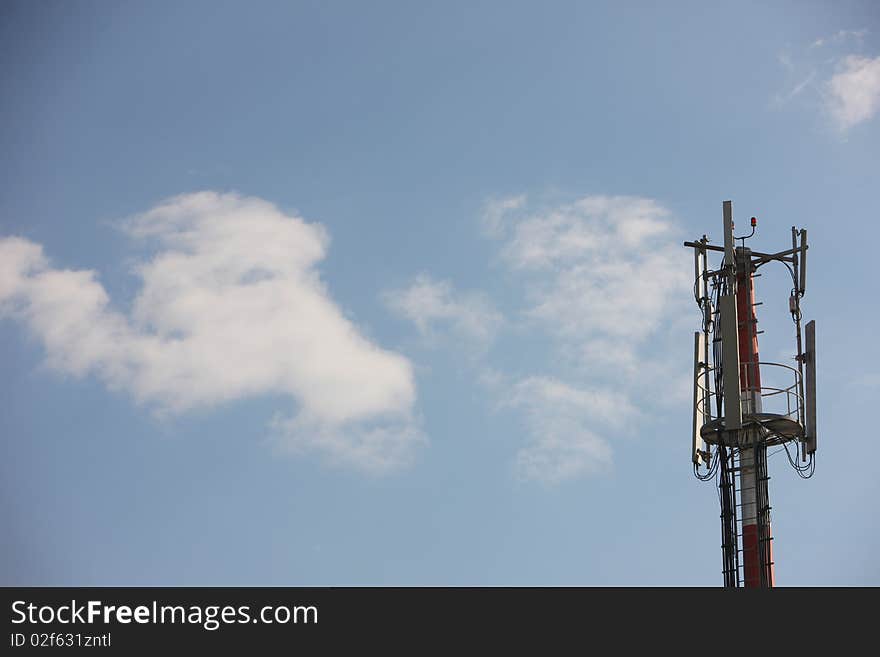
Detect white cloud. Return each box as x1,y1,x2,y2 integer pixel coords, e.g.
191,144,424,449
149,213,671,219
493,195,691,365
0,191,422,472
826,55,880,130
498,376,635,483
480,195,526,238
384,274,503,347
778,51,795,70
478,194,691,482
498,196,672,268
811,29,868,49
773,31,880,131
772,71,817,108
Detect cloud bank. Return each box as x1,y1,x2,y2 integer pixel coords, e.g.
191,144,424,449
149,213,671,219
0,191,422,472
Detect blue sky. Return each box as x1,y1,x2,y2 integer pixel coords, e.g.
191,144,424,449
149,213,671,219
2,0,879,585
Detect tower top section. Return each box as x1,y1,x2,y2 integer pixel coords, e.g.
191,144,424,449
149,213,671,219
684,201,816,470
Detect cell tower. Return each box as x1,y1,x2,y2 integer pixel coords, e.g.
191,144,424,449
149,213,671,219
685,201,816,588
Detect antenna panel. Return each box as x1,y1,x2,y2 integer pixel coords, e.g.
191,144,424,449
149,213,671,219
799,229,807,296
723,201,735,269
805,320,817,454
693,331,707,464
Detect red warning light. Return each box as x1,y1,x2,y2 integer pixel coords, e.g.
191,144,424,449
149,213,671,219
751,216,757,227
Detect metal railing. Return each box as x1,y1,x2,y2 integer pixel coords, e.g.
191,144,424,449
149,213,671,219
696,360,804,427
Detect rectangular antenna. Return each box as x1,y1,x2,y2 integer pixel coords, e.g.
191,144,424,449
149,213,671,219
799,229,807,296
805,320,817,454
791,227,799,293
694,243,705,301
719,293,742,430
722,201,735,272
693,331,707,465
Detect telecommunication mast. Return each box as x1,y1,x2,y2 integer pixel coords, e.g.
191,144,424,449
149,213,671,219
685,201,817,587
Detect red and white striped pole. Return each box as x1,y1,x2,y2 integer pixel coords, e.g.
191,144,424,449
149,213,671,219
736,227,774,588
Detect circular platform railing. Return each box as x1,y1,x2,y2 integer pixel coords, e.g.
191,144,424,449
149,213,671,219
695,361,804,446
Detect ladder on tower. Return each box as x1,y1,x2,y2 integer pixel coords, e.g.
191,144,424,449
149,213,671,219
719,445,774,587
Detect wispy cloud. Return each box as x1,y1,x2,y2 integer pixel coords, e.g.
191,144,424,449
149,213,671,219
0,191,423,473
489,194,691,368
826,55,880,130
497,375,636,483
778,52,795,71
773,29,879,132
480,194,526,238
772,71,817,108
384,274,503,348
476,194,691,483
811,29,868,49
